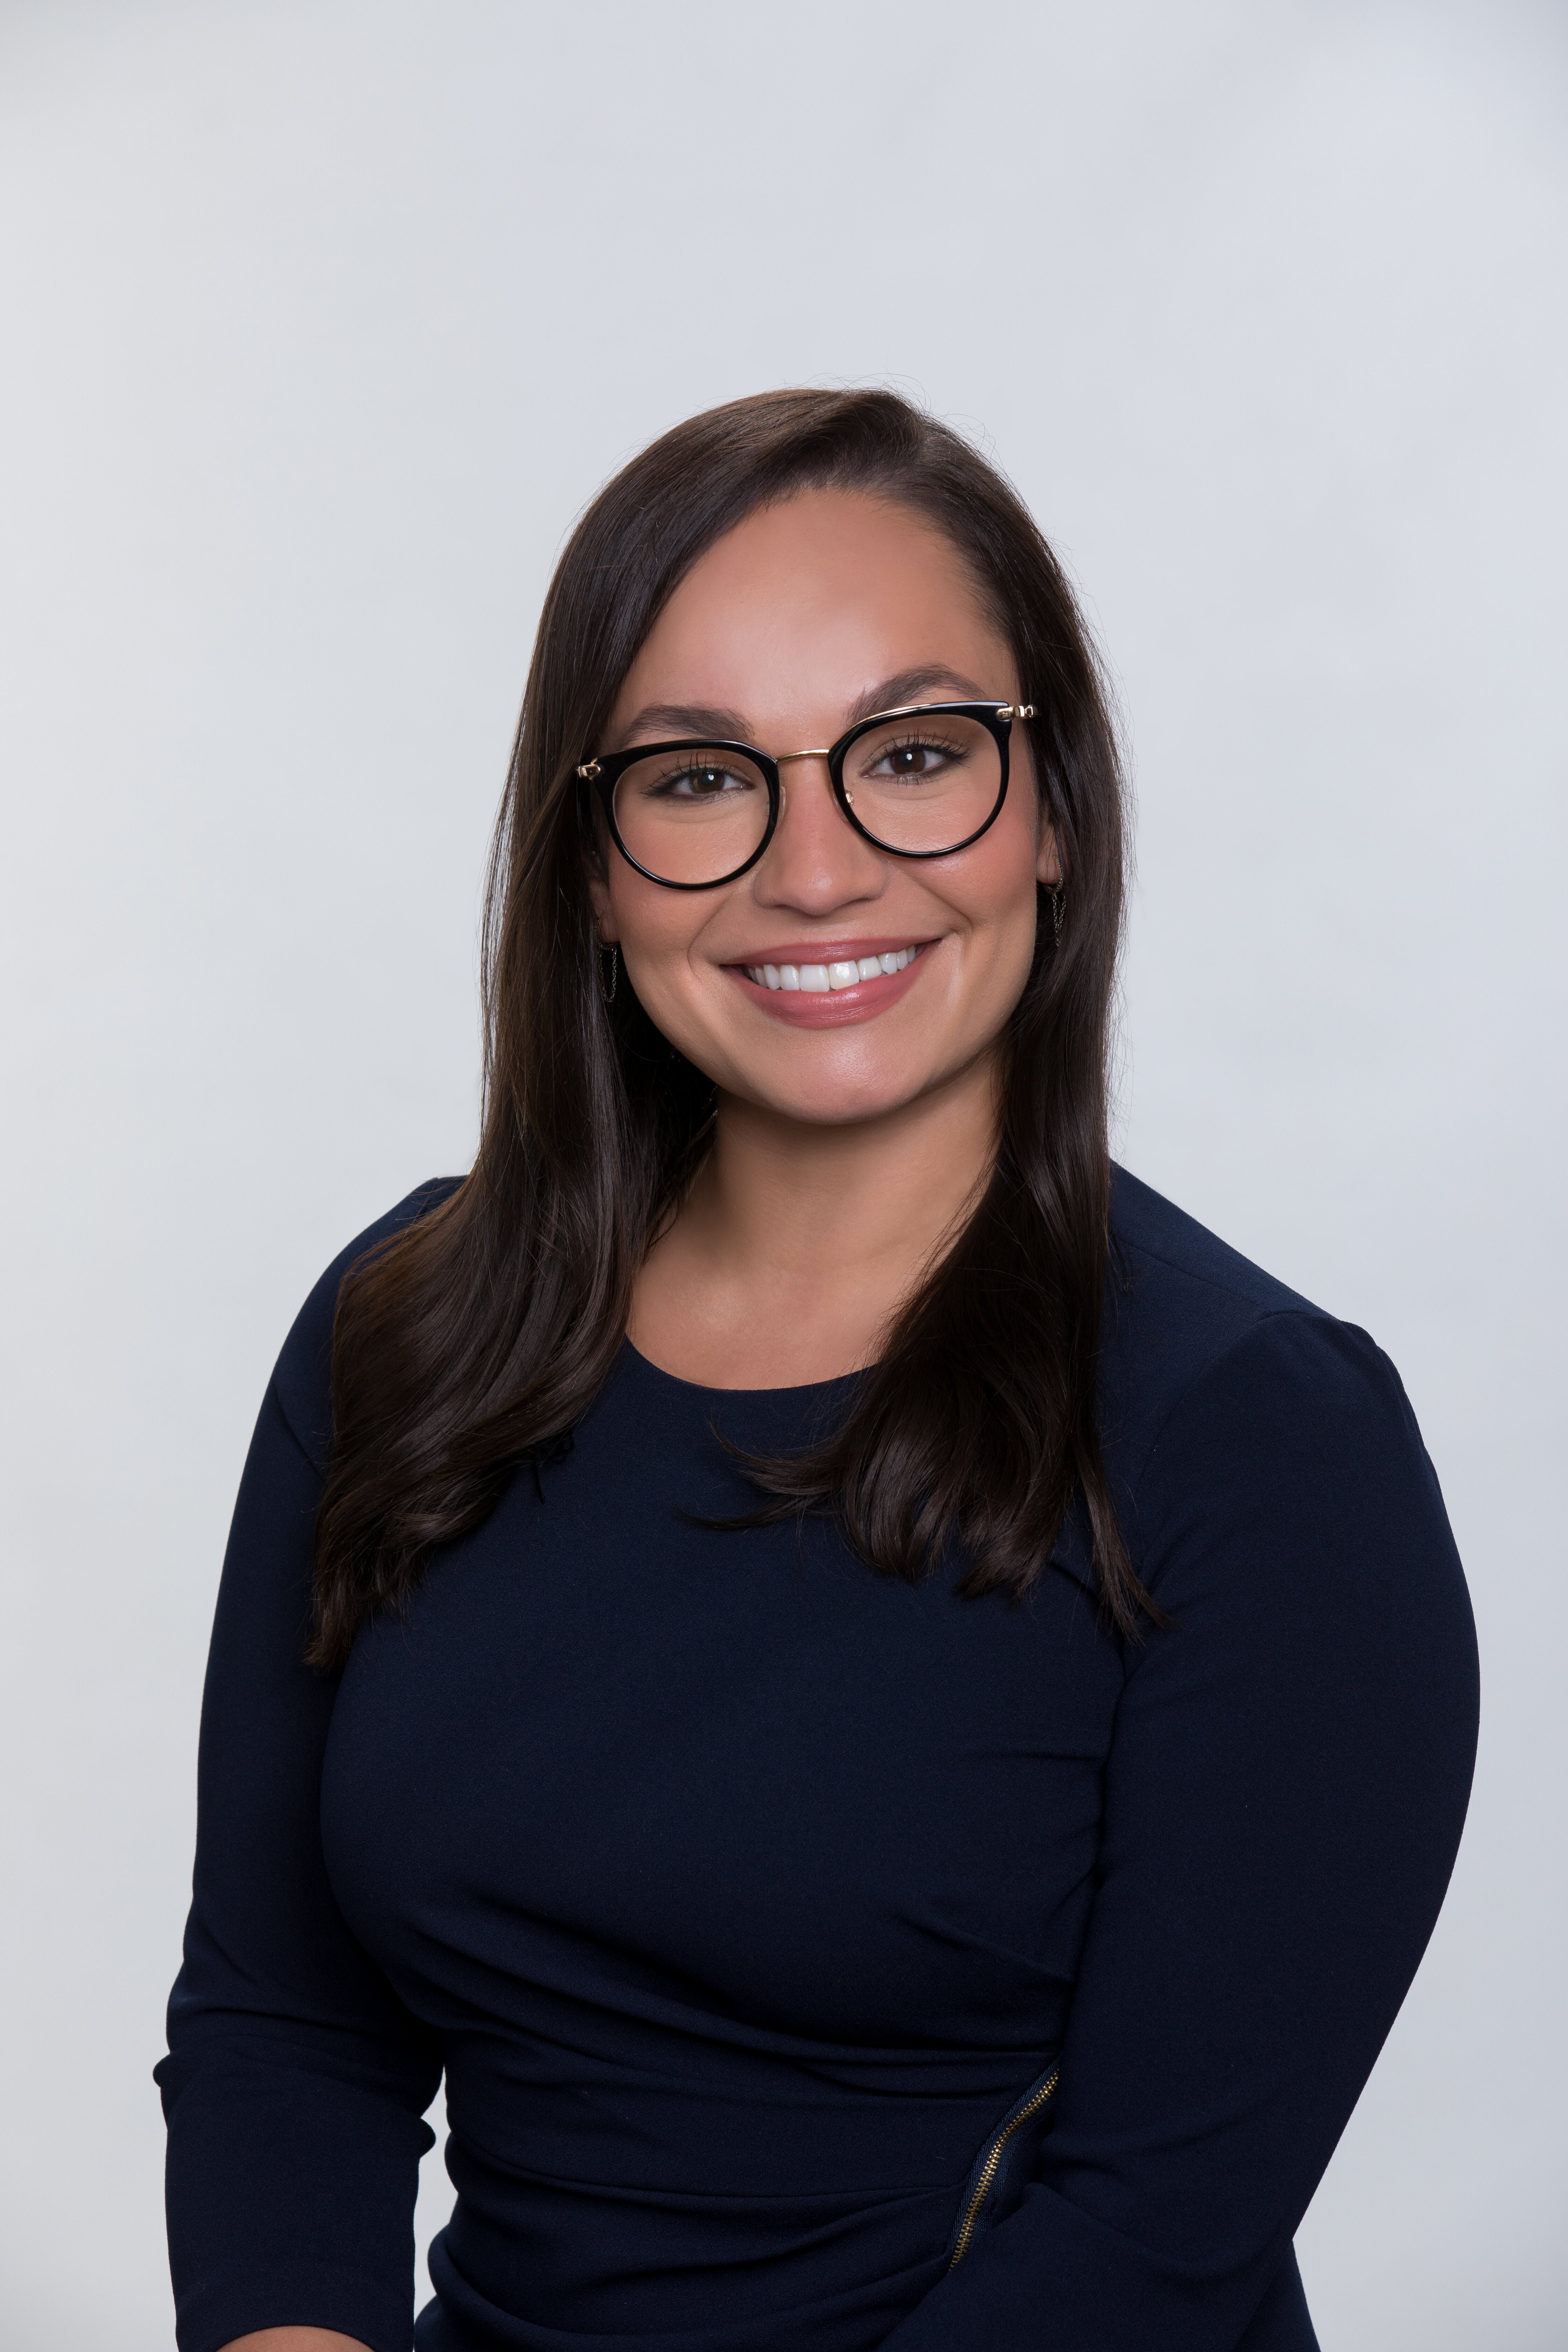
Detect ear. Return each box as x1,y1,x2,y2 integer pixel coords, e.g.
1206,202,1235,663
1035,822,1063,890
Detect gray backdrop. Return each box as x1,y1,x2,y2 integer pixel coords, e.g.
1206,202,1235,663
2,3,1563,2346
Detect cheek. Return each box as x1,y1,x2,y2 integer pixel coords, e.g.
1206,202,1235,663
607,866,702,960
607,874,734,1051
948,796,1046,940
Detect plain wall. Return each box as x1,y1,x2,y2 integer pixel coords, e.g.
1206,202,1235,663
1,3,1564,2345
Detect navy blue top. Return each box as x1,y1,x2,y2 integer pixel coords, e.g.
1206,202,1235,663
157,1170,1478,2352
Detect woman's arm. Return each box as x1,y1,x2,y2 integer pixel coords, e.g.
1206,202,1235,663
158,1198,449,2352
880,1311,1479,2350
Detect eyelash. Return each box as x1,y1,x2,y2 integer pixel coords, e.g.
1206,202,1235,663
648,761,750,790
866,732,965,758
632,716,975,790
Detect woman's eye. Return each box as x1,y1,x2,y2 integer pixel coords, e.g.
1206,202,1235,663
864,739,959,780
654,763,752,799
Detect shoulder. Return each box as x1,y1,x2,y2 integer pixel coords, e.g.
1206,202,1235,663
1101,1164,1444,1532
1106,1170,1471,1648
1108,1163,1321,1341
271,1176,465,1471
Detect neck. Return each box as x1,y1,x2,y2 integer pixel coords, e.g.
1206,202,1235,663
629,1050,1002,1388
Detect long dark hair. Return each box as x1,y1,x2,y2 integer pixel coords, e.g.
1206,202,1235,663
309,387,1150,1670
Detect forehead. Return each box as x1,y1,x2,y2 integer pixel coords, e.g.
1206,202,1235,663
607,488,1012,738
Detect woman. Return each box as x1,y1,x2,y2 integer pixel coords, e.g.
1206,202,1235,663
157,389,1478,2352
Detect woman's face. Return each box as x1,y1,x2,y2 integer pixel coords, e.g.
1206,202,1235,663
588,488,1060,1130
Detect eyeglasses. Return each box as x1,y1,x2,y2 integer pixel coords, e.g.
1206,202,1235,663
576,700,1035,891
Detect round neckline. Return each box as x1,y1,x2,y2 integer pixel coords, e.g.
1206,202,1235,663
620,1334,866,1402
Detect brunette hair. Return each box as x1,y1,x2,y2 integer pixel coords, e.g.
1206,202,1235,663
308,387,1150,1670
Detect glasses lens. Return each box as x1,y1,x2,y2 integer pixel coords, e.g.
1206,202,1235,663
841,712,1002,854
612,747,771,885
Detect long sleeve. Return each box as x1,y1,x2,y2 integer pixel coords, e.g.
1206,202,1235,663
156,1212,448,2352
878,1311,1479,2352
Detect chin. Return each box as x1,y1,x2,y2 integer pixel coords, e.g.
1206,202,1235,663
747,1064,942,1128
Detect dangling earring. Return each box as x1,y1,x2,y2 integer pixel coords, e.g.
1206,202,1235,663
600,943,618,1006
1049,886,1065,949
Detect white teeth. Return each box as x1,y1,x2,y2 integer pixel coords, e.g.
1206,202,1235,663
744,945,922,990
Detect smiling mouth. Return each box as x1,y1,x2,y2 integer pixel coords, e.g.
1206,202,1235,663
741,944,926,993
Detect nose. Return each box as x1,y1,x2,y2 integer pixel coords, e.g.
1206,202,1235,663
751,754,888,915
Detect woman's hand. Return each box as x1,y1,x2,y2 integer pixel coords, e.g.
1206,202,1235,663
219,2333,372,2351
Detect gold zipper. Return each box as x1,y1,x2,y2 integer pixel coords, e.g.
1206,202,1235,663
947,2068,1060,2269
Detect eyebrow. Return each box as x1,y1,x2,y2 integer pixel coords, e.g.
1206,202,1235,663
614,701,752,746
848,665,996,722
612,666,1001,752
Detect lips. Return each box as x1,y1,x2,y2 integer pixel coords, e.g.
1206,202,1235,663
725,938,934,1026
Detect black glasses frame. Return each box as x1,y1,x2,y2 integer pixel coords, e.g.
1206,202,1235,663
576,700,1034,892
